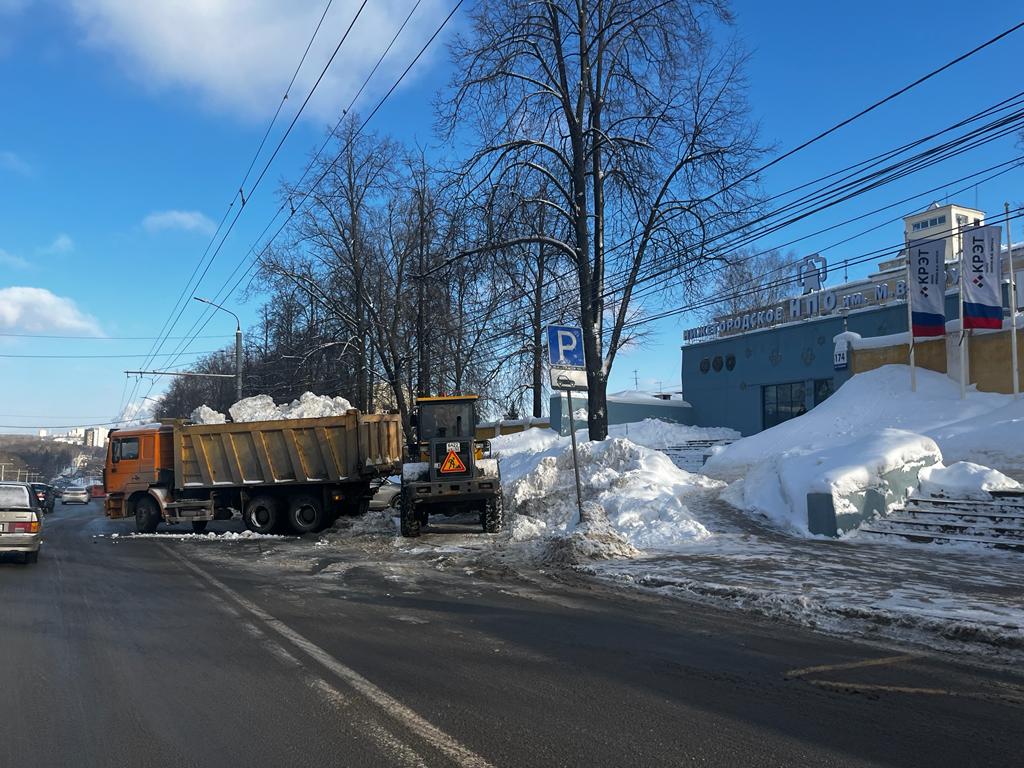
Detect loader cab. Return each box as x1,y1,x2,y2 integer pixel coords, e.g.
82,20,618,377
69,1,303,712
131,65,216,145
412,396,481,481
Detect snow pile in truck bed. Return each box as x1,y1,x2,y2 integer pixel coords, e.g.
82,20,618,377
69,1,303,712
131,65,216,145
916,461,1022,500
507,437,722,550
226,392,354,423
190,405,226,424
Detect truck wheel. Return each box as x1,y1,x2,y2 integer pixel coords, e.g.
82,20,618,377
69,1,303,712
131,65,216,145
191,520,209,534
135,496,161,534
399,490,420,538
288,495,326,535
482,494,504,533
244,495,281,535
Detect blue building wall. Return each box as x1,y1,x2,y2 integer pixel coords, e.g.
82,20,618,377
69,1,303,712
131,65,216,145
680,293,962,436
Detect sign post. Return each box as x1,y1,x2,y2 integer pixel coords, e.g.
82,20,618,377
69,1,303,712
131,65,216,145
1006,203,1020,398
547,325,587,524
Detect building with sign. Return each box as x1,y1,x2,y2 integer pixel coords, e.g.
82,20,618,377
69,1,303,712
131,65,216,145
680,203,1024,436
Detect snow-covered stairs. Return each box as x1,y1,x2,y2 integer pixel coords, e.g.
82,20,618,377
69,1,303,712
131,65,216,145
662,440,735,472
859,493,1024,550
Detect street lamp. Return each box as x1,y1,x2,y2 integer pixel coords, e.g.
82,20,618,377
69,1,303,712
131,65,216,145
194,297,243,402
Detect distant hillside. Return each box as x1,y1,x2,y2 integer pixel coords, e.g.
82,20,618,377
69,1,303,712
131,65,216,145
0,436,103,482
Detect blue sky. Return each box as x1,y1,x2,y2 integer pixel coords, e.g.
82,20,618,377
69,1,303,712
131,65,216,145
0,1,1022,432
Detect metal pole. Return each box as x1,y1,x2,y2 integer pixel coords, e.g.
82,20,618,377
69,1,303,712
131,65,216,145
905,245,917,392
565,387,585,525
1005,203,1020,398
235,327,244,402
958,234,967,400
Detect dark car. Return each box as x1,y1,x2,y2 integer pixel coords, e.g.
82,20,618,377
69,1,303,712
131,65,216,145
30,483,55,514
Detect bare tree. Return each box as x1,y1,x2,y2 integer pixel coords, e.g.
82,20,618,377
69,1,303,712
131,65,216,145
700,248,799,321
446,0,763,438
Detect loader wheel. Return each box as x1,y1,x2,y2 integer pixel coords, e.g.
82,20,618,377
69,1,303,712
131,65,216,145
244,495,281,535
134,496,161,534
288,495,326,535
399,490,420,538
482,494,504,533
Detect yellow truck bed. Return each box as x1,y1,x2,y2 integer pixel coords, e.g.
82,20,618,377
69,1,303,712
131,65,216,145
173,413,402,489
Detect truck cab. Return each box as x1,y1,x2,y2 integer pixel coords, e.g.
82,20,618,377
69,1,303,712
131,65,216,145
103,424,174,522
399,395,502,537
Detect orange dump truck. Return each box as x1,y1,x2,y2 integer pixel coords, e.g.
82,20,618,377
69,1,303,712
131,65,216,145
103,413,402,535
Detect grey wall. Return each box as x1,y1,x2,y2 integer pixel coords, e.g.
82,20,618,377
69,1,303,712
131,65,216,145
549,394,694,436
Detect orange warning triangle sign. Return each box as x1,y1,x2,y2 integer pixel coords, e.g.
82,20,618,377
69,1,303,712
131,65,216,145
440,450,467,473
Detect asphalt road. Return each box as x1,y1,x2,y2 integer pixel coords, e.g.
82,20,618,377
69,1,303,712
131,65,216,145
2,502,1022,768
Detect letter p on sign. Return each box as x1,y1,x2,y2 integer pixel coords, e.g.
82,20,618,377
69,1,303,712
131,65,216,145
547,325,585,368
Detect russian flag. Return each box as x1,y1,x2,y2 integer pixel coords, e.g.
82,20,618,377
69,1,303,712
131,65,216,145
911,311,945,337
963,302,1003,330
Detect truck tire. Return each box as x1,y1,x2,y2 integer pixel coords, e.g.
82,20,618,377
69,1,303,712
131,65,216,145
288,495,326,535
244,495,281,535
482,494,504,533
191,520,209,534
135,496,161,534
399,489,420,538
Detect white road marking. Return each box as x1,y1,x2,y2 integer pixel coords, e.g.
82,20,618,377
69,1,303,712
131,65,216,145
161,545,496,768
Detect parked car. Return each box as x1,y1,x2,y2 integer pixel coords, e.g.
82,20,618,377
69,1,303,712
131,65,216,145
30,483,55,514
0,482,42,563
368,476,402,511
62,486,90,505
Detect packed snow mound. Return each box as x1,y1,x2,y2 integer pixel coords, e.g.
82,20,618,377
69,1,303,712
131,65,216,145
227,392,354,423
190,404,226,425
491,419,738,486
930,398,1024,472
508,437,721,550
722,429,941,535
539,502,641,564
704,366,1005,481
917,461,1023,500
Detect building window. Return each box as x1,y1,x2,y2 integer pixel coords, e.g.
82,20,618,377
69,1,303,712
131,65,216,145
814,378,834,406
699,358,710,374
725,354,736,371
712,355,723,372
762,381,806,429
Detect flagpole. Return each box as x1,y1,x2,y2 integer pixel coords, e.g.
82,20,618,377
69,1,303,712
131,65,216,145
905,241,916,392
1006,202,1020,398
957,228,968,400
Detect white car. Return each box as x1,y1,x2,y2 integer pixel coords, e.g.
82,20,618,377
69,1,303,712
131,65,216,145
61,487,90,505
0,482,42,563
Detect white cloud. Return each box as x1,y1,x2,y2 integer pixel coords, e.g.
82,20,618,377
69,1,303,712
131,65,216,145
0,286,102,334
142,210,215,235
42,233,74,254
64,0,450,121
0,248,30,269
117,399,154,426
0,150,32,176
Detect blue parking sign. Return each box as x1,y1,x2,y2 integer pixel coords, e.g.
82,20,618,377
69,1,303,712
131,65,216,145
547,325,585,368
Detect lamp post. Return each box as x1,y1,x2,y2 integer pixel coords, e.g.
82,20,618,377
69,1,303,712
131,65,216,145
194,297,243,402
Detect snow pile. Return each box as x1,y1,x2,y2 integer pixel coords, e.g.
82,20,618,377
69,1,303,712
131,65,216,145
491,419,738,485
227,392,354,423
539,502,641,564
916,461,1022,500
721,429,941,534
705,366,1024,536
507,437,721,549
190,405,226,424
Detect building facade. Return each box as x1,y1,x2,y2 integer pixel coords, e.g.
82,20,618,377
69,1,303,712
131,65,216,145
680,203,1023,436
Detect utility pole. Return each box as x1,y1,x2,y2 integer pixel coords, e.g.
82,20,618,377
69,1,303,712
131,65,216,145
633,369,639,389
0,462,9,481
194,297,243,402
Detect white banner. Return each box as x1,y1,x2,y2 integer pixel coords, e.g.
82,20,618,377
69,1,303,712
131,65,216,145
961,224,1003,329
908,237,946,336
